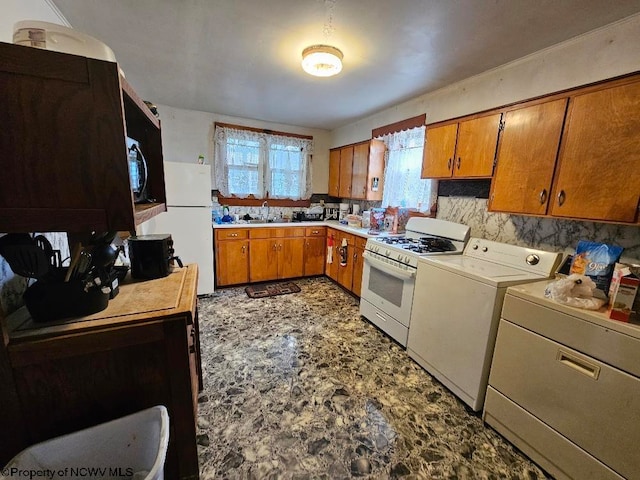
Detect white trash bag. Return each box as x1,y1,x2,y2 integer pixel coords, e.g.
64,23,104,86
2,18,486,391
544,274,607,310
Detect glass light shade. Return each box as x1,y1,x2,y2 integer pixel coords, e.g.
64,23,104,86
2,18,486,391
301,45,343,77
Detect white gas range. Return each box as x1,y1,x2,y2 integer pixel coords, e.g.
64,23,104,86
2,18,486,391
359,217,470,346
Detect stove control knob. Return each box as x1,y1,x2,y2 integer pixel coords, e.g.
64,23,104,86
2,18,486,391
482,246,488,252
526,254,540,265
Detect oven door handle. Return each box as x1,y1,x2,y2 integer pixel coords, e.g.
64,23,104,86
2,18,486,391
363,252,416,279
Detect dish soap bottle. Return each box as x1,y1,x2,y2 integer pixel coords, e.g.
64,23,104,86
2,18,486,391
221,205,233,223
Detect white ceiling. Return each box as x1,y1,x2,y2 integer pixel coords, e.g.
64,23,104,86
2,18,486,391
51,0,640,130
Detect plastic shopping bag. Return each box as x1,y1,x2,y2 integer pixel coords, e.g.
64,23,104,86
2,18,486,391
544,274,606,310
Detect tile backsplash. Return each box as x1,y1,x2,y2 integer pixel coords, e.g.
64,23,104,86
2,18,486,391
437,197,640,262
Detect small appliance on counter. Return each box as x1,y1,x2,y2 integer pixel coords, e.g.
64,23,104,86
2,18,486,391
0,232,126,322
339,203,350,223
128,234,183,280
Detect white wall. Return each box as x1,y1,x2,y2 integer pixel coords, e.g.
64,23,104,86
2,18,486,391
0,0,69,41
331,14,640,147
156,104,332,195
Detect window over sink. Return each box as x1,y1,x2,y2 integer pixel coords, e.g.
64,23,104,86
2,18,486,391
214,123,313,201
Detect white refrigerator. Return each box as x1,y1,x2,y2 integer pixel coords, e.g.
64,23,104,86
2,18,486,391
137,162,214,294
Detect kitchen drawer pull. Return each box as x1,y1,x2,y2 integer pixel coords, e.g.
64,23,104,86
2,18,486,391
375,312,387,323
557,189,566,206
312,230,319,234
539,189,547,205
557,350,600,380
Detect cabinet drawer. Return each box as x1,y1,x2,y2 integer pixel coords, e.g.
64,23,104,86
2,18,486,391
489,320,640,480
249,227,305,239
305,227,326,237
216,229,248,240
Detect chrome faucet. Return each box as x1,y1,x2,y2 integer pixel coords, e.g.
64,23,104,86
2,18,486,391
261,200,269,221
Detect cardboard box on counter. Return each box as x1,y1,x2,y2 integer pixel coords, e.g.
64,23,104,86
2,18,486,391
608,263,640,322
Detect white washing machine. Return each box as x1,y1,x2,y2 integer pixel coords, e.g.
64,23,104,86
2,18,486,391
406,238,562,411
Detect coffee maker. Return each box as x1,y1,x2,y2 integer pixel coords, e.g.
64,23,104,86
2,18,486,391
339,203,350,222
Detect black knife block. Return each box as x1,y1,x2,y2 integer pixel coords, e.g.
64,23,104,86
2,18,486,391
23,279,109,323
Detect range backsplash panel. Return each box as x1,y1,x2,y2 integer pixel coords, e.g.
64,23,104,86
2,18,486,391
437,197,640,262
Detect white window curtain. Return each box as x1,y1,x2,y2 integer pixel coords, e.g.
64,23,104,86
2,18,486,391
214,126,313,200
378,126,437,210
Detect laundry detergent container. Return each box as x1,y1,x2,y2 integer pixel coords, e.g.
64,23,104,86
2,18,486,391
1,406,169,480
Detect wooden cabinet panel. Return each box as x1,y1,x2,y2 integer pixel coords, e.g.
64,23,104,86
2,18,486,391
2,266,200,479
329,148,340,197
216,239,249,286
351,142,369,199
455,113,501,177
304,227,326,277
216,228,249,240
329,141,386,200
278,237,305,279
422,123,458,178
339,146,354,197
336,233,355,290
326,229,340,281
249,238,279,282
0,42,166,233
352,245,365,297
366,139,386,201
550,81,640,223
422,114,500,179
304,236,326,276
490,99,568,215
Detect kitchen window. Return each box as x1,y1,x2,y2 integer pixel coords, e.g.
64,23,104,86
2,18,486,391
377,125,436,209
214,124,313,200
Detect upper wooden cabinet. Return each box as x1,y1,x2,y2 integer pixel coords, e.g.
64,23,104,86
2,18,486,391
339,146,354,198
329,139,386,200
489,99,568,215
328,149,340,197
422,113,502,179
0,42,166,233
490,74,640,224
549,80,640,223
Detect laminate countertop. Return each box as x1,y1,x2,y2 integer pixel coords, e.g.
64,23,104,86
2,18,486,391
212,220,394,238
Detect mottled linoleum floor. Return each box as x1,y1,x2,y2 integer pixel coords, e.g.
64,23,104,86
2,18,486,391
195,277,550,479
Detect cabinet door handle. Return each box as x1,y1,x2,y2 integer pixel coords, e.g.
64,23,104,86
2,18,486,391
278,244,282,251
457,157,461,170
557,189,566,206
447,158,452,170
539,189,548,205
272,244,277,251
241,245,246,253
557,350,600,380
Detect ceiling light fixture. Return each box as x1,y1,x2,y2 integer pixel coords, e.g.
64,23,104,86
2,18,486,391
301,44,343,77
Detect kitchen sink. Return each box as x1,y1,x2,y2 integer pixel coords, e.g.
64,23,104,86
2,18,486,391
247,219,291,224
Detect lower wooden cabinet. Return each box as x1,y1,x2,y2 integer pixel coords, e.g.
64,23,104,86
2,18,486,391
352,237,367,297
304,227,326,276
214,226,365,293
215,228,249,286
325,227,367,296
249,227,305,283
1,265,202,479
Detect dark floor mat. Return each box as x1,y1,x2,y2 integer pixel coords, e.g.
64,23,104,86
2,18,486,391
245,281,301,298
